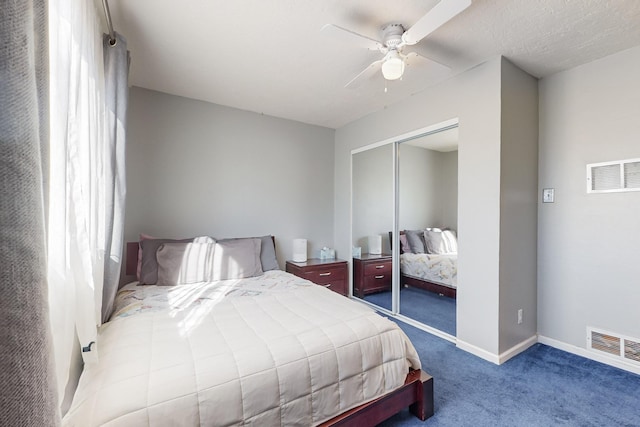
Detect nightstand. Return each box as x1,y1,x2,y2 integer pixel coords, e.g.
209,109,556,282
286,258,348,296
353,253,392,298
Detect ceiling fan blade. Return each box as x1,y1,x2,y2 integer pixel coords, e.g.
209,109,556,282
404,52,451,76
402,0,472,45
321,24,383,51
345,60,384,89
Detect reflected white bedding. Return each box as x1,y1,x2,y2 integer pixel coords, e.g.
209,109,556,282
400,253,457,289
63,270,420,426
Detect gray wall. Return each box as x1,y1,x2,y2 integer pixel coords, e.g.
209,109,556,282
335,57,505,356
398,146,458,232
125,87,336,269
538,45,640,348
352,144,394,253
499,59,539,353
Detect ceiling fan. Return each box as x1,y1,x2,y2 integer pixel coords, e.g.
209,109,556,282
322,0,472,89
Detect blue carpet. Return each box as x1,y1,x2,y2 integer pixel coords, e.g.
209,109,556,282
363,290,392,310
363,287,456,336
380,319,640,426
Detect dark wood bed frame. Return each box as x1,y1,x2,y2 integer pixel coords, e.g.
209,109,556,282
124,240,434,425
392,231,457,299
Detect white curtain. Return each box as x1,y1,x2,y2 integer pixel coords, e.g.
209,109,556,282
48,0,128,401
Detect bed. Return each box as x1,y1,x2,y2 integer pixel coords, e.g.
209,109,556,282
63,236,434,426
393,230,458,299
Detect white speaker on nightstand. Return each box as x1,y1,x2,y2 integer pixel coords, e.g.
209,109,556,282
368,235,382,255
292,239,307,262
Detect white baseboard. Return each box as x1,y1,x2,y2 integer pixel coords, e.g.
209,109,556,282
456,339,500,364
457,335,537,365
538,335,640,376
498,335,538,364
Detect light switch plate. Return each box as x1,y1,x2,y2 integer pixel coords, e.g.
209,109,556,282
543,188,554,203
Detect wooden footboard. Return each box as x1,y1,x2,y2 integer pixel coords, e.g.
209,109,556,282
401,273,456,299
320,369,434,426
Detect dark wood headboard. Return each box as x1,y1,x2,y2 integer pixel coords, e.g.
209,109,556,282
388,230,407,254
125,241,140,276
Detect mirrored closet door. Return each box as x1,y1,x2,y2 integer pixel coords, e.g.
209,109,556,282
397,127,458,336
351,143,394,311
351,120,459,339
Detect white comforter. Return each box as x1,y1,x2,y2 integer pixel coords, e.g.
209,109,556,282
63,270,420,426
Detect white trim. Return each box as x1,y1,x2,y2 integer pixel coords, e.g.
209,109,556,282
456,339,500,364
456,336,537,365
394,314,457,343
498,335,538,364
538,335,640,376
350,117,460,156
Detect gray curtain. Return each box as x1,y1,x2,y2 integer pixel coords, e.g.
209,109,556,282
100,33,130,323
0,0,61,425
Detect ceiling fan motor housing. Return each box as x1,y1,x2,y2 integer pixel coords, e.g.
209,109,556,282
382,24,405,49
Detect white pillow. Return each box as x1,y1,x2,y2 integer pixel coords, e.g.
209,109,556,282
442,229,458,253
424,229,457,254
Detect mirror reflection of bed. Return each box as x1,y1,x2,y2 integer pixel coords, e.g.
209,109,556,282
352,126,459,338
396,129,458,336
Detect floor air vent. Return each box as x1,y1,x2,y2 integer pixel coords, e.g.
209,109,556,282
588,328,640,365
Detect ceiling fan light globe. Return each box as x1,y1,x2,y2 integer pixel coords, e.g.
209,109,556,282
381,56,405,80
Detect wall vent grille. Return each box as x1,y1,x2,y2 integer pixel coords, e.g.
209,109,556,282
625,340,640,363
591,331,620,355
587,158,640,193
588,328,640,366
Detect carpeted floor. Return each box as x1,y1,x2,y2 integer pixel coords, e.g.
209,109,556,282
363,287,457,336
379,319,640,426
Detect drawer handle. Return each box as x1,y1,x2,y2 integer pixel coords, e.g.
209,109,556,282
375,265,385,269
322,283,332,288
374,275,384,279
319,272,332,276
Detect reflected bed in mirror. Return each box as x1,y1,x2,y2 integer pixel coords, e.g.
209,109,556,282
396,126,459,337
394,230,457,299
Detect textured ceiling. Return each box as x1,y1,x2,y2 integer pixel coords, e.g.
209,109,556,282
108,0,640,129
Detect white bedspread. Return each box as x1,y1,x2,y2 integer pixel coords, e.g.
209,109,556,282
400,253,457,288
63,270,420,426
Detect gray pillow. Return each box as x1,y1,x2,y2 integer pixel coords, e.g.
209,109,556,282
405,229,426,254
140,236,214,284
139,237,194,284
156,241,216,285
217,235,279,271
211,238,263,280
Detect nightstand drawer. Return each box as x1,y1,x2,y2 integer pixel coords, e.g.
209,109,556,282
285,259,348,297
352,253,392,298
363,261,391,276
302,267,346,284
316,279,346,296
363,273,391,291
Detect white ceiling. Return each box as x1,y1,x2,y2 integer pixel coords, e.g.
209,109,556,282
107,0,640,129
